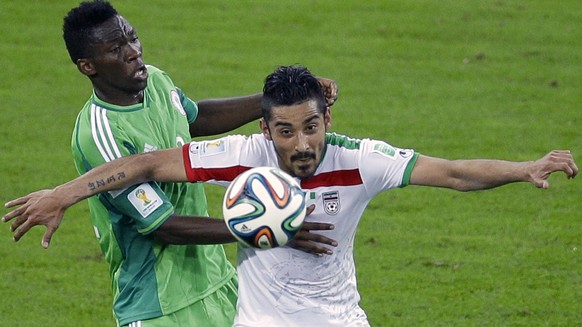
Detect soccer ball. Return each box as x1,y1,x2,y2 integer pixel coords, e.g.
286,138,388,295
223,167,306,249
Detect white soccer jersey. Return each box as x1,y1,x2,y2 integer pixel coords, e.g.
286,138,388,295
182,132,418,327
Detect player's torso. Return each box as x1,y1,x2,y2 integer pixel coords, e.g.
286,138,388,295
70,68,234,323
235,138,372,326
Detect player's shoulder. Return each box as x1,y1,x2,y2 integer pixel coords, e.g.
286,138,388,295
325,132,363,150
145,64,164,75
325,132,384,154
325,133,416,164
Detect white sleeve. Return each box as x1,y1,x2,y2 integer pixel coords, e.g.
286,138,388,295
358,139,418,197
183,134,272,186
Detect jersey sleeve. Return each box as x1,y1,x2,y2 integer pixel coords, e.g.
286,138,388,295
72,111,175,235
176,87,199,124
182,134,272,186
358,139,419,197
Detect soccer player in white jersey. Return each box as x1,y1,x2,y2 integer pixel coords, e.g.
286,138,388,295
5,65,578,326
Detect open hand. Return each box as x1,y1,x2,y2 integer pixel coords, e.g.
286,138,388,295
287,205,338,256
3,189,67,249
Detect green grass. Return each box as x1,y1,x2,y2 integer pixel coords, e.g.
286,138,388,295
1,0,581,326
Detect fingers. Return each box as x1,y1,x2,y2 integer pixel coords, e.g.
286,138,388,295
316,78,339,107
288,239,334,257
2,206,25,223
324,83,339,106
12,219,34,242
296,228,337,247
305,204,315,216
301,221,334,231
10,213,29,233
3,197,30,223
41,227,57,249
550,150,578,178
289,222,338,256
4,196,30,209
534,150,579,188
532,178,549,189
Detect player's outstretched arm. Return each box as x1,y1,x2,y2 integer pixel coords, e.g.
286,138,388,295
3,147,186,248
410,150,578,191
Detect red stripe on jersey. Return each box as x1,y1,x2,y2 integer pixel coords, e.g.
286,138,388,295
190,166,251,182
182,144,252,182
301,169,362,189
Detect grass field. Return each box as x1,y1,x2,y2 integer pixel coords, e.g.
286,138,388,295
1,1,581,326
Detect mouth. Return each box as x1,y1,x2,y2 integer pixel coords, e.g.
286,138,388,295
134,65,148,81
291,152,316,163
293,157,315,172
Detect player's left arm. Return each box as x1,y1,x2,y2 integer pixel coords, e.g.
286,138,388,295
3,147,187,246
409,150,578,191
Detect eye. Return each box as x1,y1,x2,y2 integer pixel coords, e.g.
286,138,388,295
305,124,319,134
279,129,293,137
110,46,121,53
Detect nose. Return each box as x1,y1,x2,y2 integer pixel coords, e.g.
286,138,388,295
126,42,142,62
294,132,310,151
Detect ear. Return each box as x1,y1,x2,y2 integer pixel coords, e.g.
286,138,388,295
324,107,332,130
76,58,96,77
260,119,272,140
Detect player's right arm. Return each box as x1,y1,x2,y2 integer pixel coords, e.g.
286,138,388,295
3,143,338,255
3,147,187,247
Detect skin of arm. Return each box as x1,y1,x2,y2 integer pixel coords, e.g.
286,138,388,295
4,148,337,252
155,208,336,256
58,147,187,206
190,94,263,137
410,151,578,190
3,148,186,246
154,215,238,245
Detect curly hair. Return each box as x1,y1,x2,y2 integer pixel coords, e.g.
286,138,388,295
62,0,118,63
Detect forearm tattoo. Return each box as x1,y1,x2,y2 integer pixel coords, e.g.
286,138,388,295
87,172,127,191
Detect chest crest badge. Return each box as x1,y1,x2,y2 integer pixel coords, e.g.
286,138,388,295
322,191,341,215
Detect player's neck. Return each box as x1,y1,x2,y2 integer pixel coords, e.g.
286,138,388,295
93,87,144,106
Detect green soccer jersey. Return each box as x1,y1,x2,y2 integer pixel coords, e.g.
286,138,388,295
71,65,236,326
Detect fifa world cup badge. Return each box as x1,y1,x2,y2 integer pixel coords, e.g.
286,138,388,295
322,191,341,215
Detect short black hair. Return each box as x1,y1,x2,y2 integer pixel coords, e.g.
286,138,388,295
62,0,118,63
261,65,326,122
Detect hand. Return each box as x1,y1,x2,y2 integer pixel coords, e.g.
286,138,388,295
3,189,67,249
529,150,578,188
287,205,338,256
316,77,339,107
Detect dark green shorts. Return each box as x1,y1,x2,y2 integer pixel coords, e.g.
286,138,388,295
122,276,238,327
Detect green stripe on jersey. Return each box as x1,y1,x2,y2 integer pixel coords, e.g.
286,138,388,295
326,132,361,149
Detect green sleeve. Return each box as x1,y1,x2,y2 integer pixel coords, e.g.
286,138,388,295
177,87,199,124
400,152,420,187
72,111,175,234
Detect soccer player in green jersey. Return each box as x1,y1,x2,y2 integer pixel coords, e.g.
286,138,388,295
1,1,337,326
